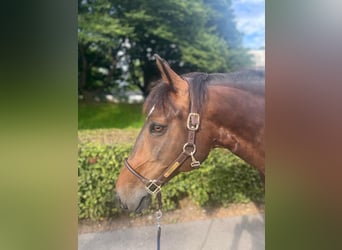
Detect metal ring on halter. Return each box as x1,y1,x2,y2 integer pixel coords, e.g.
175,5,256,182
182,142,196,155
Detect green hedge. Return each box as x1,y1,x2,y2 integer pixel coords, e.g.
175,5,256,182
78,144,264,220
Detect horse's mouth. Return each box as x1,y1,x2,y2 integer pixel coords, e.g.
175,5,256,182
135,195,151,214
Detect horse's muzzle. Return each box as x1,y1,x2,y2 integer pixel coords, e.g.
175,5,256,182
116,192,151,213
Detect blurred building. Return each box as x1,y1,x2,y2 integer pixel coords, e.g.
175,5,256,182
248,49,265,69
125,90,144,104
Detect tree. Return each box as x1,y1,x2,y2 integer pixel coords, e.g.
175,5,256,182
78,0,252,99
78,0,132,98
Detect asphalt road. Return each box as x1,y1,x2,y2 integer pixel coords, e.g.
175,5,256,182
78,213,265,250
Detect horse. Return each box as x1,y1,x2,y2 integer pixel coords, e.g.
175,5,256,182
116,54,264,213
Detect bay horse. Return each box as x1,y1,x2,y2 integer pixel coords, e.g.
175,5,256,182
116,54,264,213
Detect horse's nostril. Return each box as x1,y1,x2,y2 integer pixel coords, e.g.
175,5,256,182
116,193,128,210
121,203,128,210
116,193,120,203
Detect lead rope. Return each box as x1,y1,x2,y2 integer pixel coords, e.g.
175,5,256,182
156,192,163,250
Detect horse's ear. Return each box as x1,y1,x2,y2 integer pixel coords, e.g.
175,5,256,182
154,54,188,94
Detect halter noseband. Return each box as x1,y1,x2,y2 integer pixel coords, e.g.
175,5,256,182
124,84,201,195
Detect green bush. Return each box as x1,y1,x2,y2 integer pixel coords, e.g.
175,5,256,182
78,144,131,220
78,144,264,220
160,149,264,210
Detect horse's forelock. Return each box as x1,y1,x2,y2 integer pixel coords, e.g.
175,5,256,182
143,81,179,118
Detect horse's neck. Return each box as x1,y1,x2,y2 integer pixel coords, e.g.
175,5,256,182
205,85,265,173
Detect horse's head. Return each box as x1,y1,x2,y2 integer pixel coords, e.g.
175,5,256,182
115,55,212,213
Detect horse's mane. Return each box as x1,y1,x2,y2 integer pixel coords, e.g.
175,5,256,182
207,69,265,96
143,69,264,117
143,72,209,117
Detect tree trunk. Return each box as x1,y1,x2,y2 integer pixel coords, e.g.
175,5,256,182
82,89,101,102
107,47,116,86
142,60,159,97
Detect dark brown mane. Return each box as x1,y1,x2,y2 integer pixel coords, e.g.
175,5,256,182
184,72,209,113
143,69,264,117
143,73,210,117
208,69,265,96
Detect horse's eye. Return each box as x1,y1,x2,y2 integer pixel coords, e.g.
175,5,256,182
150,123,166,135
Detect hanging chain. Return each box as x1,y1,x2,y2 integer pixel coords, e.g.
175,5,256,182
156,209,162,228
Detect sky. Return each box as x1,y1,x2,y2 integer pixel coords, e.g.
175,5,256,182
232,0,265,49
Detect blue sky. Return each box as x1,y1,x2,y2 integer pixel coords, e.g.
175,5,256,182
232,0,265,49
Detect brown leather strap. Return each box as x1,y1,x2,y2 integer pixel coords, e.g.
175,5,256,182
156,152,189,185
124,159,150,185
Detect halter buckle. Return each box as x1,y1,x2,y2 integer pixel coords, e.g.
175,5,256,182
146,180,161,195
187,113,200,131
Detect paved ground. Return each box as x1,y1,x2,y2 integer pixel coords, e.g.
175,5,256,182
78,213,264,250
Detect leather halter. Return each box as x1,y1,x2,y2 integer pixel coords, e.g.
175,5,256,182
124,83,201,196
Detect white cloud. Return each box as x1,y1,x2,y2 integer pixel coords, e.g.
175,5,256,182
232,0,265,48
236,14,264,34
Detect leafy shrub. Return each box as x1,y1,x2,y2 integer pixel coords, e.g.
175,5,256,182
78,144,264,220
161,149,264,209
78,144,131,220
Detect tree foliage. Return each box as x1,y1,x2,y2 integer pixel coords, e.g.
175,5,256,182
78,0,252,98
